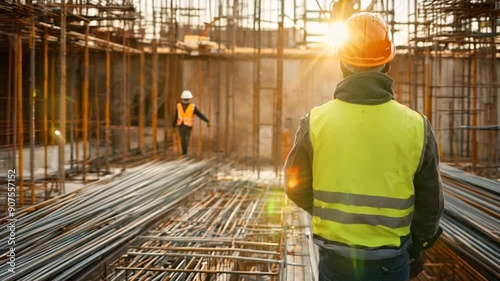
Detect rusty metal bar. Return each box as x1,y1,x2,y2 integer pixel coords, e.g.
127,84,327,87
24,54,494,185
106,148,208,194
197,59,203,157
126,41,132,159
253,0,261,176
70,59,76,172
105,32,111,173
7,31,13,170
275,0,284,176
59,0,67,194
207,58,212,158
424,54,432,124
471,47,477,171
93,54,100,178
16,23,24,207
44,29,49,189
151,39,158,158
121,35,128,171
82,24,89,183
139,49,145,154
29,15,36,204
50,50,55,146
189,59,195,155
163,52,169,154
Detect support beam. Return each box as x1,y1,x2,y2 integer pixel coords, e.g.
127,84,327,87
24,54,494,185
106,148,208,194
105,34,111,173
471,49,478,171
275,0,284,175
139,49,145,154
151,39,158,158
59,1,67,194
82,24,89,183
44,30,49,191
16,24,24,206
197,59,203,157
424,54,432,124
29,16,36,204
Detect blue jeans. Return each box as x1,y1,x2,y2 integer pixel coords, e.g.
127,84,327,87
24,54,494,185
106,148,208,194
318,248,410,281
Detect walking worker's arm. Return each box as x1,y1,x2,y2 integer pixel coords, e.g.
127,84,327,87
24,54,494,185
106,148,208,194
194,107,210,123
284,114,314,215
172,109,178,128
411,118,444,249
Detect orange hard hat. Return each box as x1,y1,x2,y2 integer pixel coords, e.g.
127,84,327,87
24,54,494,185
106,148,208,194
336,12,395,68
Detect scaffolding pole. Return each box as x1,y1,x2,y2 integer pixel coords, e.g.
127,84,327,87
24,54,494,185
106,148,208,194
16,23,24,206
59,0,67,194
43,30,49,191
151,39,158,158
29,16,36,204
82,24,89,183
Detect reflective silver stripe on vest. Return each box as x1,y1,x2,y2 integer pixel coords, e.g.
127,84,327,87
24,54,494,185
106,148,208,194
313,190,414,210
312,206,412,228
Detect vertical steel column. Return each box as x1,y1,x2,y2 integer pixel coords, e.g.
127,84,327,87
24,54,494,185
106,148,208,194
70,57,76,172
7,33,13,171
29,16,36,204
121,37,128,171
105,34,111,173
139,49,145,154
215,60,221,152
197,59,203,157
162,52,169,155
59,0,67,193
436,53,443,158
190,60,195,155
275,0,284,175
16,24,24,206
207,58,212,158
471,47,478,171
489,14,498,177
44,30,49,190
151,39,158,158
252,0,261,175
126,46,131,158
93,56,100,178
225,60,232,157
83,24,89,183
51,53,55,145
424,54,432,123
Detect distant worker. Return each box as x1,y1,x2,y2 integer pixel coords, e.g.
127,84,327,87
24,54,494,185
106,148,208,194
284,12,443,281
173,90,210,155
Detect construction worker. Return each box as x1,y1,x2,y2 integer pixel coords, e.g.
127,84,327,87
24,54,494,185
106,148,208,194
284,12,443,281
173,90,210,155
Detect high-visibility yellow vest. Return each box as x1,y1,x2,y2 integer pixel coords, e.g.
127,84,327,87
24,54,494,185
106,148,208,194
309,99,424,249
177,103,195,127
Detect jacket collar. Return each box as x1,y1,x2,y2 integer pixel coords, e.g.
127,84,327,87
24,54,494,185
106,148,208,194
333,72,394,105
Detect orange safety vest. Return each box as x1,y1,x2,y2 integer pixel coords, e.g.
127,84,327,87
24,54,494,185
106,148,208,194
176,103,195,127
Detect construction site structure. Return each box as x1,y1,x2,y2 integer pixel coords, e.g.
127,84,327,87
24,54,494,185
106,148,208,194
0,0,498,227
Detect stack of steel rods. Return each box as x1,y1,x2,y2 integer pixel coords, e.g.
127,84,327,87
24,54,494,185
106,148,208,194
439,164,499,280
0,159,216,281
105,181,285,281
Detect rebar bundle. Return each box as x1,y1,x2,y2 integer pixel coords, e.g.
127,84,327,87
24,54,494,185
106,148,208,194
439,164,500,280
0,159,216,281
105,180,285,281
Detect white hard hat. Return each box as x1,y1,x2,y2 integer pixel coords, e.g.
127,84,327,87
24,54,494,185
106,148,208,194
180,90,193,99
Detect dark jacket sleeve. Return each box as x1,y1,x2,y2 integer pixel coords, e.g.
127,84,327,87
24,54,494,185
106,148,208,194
283,114,314,214
194,106,209,123
411,118,444,242
172,108,178,128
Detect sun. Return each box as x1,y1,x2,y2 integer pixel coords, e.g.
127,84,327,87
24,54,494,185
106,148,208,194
323,22,349,50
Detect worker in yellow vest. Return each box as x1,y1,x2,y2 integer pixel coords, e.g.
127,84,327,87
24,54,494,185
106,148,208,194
173,90,210,155
284,12,443,281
